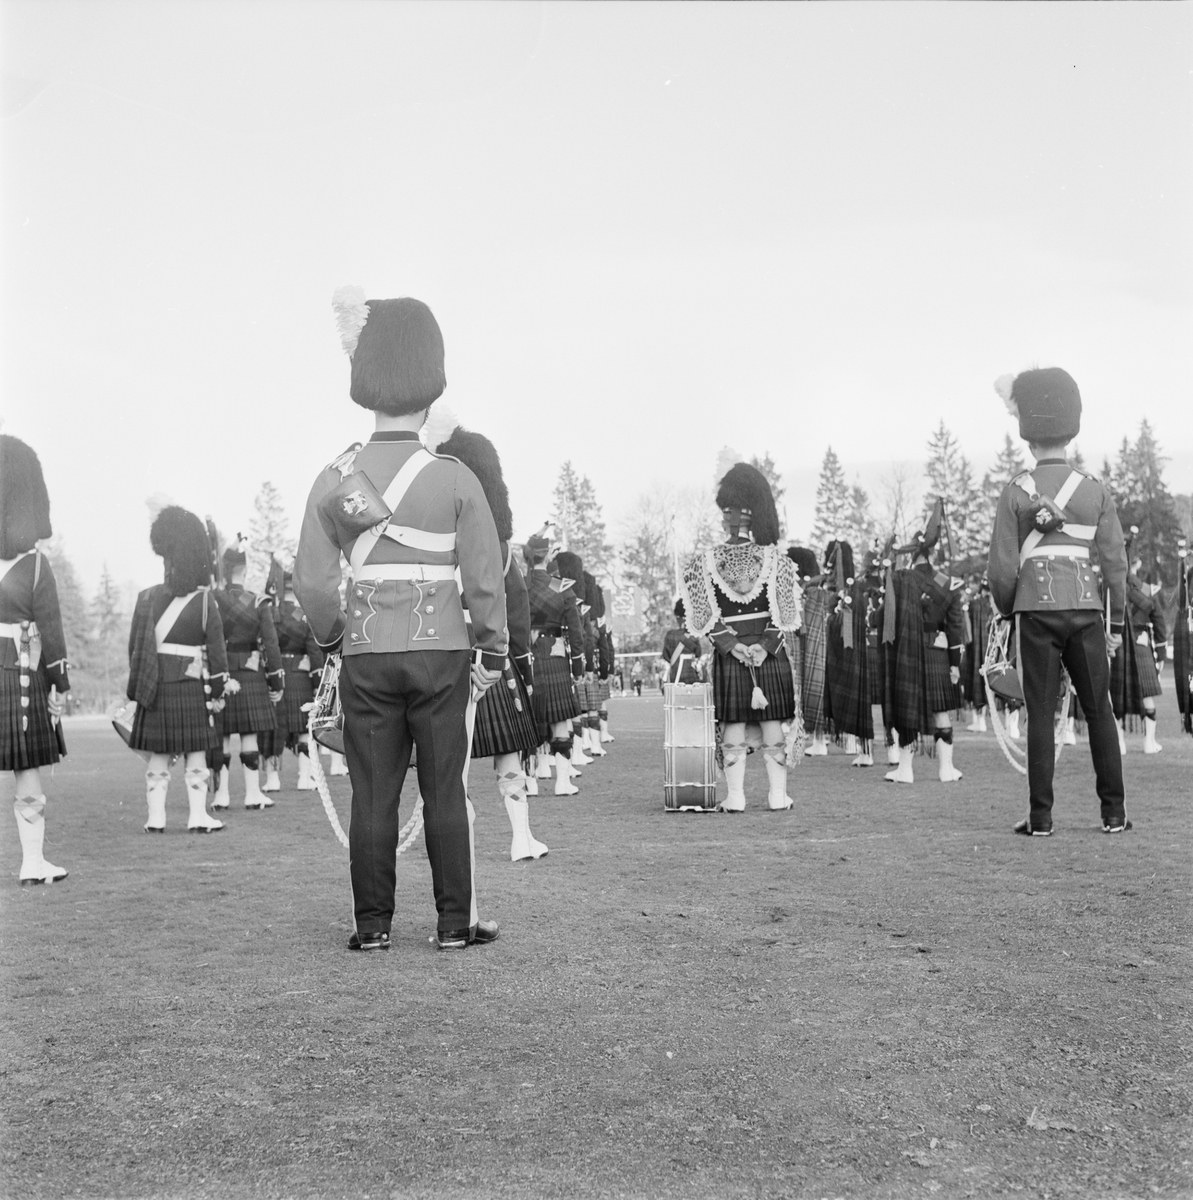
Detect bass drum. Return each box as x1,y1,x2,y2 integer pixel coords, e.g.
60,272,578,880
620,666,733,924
663,682,717,812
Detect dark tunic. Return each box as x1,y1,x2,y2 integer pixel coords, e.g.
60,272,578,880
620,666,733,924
661,628,701,684
1,552,69,770
473,544,539,759
526,567,583,731
214,586,283,734
127,586,228,754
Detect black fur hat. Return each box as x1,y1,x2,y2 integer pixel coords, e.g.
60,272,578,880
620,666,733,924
222,542,247,572
715,463,780,546
348,297,446,417
786,546,820,581
554,551,584,584
824,540,855,582
997,367,1081,443
0,435,52,559
673,596,686,621
587,574,606,619
434,426,512,542
151,506,212,597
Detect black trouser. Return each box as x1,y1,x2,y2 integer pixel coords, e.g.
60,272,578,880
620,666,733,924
1019,610,1125,830
339,650,475,934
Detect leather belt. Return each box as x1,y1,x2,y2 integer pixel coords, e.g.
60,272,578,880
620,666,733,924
357,564,457,582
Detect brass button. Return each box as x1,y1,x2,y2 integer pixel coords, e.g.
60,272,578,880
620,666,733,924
427,628,435,635
425,605,434,614
428,588,437,595
356,589,363,597
354,610,362,617
351,633,360,641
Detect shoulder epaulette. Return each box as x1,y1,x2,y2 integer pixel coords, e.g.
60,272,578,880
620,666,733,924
950,576,964,591
1011,470,1035,493
326,442,364,477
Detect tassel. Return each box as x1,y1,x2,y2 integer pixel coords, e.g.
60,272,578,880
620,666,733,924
748,665,768,710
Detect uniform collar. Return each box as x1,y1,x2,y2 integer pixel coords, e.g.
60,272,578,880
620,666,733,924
369,430,422,443
1036,457,1068,465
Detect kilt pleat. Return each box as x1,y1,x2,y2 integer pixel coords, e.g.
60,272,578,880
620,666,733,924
800,590,828,734
1134,638,1162,698
924,643,961,714
712,647,795,724
867,641,884,706
594,678,611,704
129,677,220,754
219,669,277,734
272,666,315,747
474,668,540,759
532,656,580,731
0,667,66,771
825,615,872,741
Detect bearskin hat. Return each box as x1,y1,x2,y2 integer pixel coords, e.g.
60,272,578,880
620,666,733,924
673,596,686,622
525,534,550,564
786,546,820,581
995,367,1081,443
715,462,780,546
554,551,584,584
150,506,212,597
334,290,446,418
0,435,52,559
222,542,247,573
585,573,605,619
434,426,512,542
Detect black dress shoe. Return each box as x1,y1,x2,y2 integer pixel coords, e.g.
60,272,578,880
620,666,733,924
1102,818,1134,834
436,919,500,950
1013,818,1052,837
348,930,391,951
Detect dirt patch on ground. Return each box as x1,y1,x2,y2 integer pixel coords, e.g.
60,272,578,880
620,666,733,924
2,699,1189,1198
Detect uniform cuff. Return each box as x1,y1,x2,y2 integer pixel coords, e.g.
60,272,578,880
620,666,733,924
479,651,506,671
314,614,346,652
1111,623,1124,635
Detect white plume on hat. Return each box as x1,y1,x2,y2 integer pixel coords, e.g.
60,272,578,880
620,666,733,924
332,285,370,358
145,492,175,521
993,374,1018,419
713,445,744,490
420,404,460,454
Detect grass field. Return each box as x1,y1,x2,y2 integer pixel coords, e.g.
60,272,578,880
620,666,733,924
1,697,1190,1199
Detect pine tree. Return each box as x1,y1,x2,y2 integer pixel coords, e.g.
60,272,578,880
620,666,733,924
89,564,126,706
552,462,612,576
980,434,1026,539
43,540,88,671
249,481,295,561
810,447,851,553
844,483,876,554
1108,420,1184,585
618,499,674,652
749,453,786,539
923,422,985,558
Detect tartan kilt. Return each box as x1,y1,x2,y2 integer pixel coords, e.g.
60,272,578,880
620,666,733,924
129,677,220,754
712,646,795,724
219,669,277,735
825,633,872,742
594,677,612,705
271,665,316,748
0,666,66,771
867,641,884,706
474,667,540,759
924,643,961,714
532,655,581,731
574,678,597,711
1134,638,1163,698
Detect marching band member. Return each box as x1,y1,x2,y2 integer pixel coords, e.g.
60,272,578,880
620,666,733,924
580,571,607,757
988,367,1129,835
552,551,592,769
270,571,325,789
883,500,966,785
787,546,829,757
1,436,70,883
127,506,229,833
295,288,507,952
822,540,874,765
525,535,585,796
211,542,284,810
681,459,802,812
662,598,702,684
1110,534,1167,754
432,421,548,861
597,599,615,743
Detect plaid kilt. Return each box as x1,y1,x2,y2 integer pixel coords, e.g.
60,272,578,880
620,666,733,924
867,641,884,706
129,677,220,754
532,655,580,731
269,664,316,749
1133,636,1163,698
575,678,599,711
924,642,961,714
713,646,795,724
594,677,612,705
825,611,873,741
0,666,66,771
799,590,828,734
1110,611,1147,719
474,667,540,759
219,669,277,735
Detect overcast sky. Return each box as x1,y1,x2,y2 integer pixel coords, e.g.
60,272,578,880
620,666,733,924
3,1,1190,593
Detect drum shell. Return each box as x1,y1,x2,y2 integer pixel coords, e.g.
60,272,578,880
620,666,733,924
663,682,717,811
